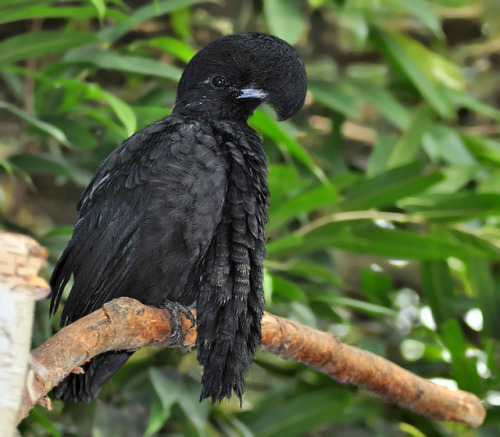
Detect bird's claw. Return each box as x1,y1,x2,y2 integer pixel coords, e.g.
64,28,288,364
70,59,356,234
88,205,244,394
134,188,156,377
162,300,195,345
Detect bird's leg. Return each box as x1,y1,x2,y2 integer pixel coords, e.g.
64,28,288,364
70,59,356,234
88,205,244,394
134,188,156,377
162,300,196,345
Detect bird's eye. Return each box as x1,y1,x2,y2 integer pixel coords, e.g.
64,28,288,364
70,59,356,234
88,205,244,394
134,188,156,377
211,76,226,88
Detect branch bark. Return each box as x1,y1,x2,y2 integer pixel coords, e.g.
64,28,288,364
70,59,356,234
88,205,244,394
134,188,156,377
18,297,485,428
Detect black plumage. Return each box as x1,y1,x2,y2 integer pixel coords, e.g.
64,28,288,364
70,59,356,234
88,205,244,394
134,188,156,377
50,32,307,404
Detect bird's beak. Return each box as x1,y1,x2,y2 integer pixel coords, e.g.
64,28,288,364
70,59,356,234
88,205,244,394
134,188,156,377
237,88,267,100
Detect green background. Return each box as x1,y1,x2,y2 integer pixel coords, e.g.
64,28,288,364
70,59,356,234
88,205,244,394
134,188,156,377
1,0,500,436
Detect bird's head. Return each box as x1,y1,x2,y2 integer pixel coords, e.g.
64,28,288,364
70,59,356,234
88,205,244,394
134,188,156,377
174,33,307,121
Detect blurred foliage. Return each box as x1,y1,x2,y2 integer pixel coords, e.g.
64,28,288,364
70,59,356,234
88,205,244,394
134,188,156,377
2,0,500,436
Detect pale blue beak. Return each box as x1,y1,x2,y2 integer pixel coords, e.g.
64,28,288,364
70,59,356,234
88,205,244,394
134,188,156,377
237,88,268,100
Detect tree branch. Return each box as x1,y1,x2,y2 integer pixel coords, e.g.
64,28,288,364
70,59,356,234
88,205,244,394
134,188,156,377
19,297,485,427
261,314,485,427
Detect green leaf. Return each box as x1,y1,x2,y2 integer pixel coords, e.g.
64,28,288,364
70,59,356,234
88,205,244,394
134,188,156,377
0,158,13,175
451,92,500,123
64,50,182,81
269,222,500,260
446,227,500,260
263,267,273,305
145,398,169,437
316,224,470,260
246,390,368,437
267,259,340,285
467,258,500,340
423,125,476,165
170,7,191,39
0,4,119,24
396,0,444,39
268,184,338,232
268,164,302,207
366,135,397,177
289,301,318,327
341,162,444,211
89,0,106,20
264,0,306,45
88,86,137,137
28,408,62,437
386,105,434,169
250,110,327,182
0,0,51,10
422,165,476,194
267,234,305,258
271,276,305,302
308,80,361,118
144,37,196,63
421,260,455,327
53,79,89,115
463,135,500,165
92,403,145,437
0,0,52,22
41,116,97,149
440,320,482,393
0,101,68,144
76,107,127,138
408,193,500,222
4,66,138,136
148,368,209,433
133,105,172,127
2,71,24,101
9,153,92,186
310,292,395,316
346,78,410,129
41,226,74,239
98,0,214,43
361,269,392,306
9,153,74,179
0,31,98,66
369,28,457,118
148,369,176,433
340,1,369,46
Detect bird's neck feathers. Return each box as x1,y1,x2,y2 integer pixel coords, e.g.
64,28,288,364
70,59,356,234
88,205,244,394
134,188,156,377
173,93,260,122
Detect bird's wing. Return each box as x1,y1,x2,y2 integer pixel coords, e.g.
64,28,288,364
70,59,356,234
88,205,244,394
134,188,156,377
50,117,227,325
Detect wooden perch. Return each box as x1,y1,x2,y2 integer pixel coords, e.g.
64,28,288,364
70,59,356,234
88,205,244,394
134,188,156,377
18,297,485,427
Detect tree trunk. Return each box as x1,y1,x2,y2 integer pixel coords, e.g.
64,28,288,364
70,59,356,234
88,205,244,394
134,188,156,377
0,232,50,437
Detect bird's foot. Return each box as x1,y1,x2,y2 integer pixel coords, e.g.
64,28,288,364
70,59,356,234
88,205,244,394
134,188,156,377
162,300,195,345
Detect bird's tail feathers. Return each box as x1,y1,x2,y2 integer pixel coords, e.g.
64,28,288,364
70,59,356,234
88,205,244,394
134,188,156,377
196,225,265,405
53,351,132,403
49,245,75,318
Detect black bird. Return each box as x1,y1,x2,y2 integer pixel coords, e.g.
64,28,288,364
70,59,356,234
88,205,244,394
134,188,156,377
50,32,307,404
